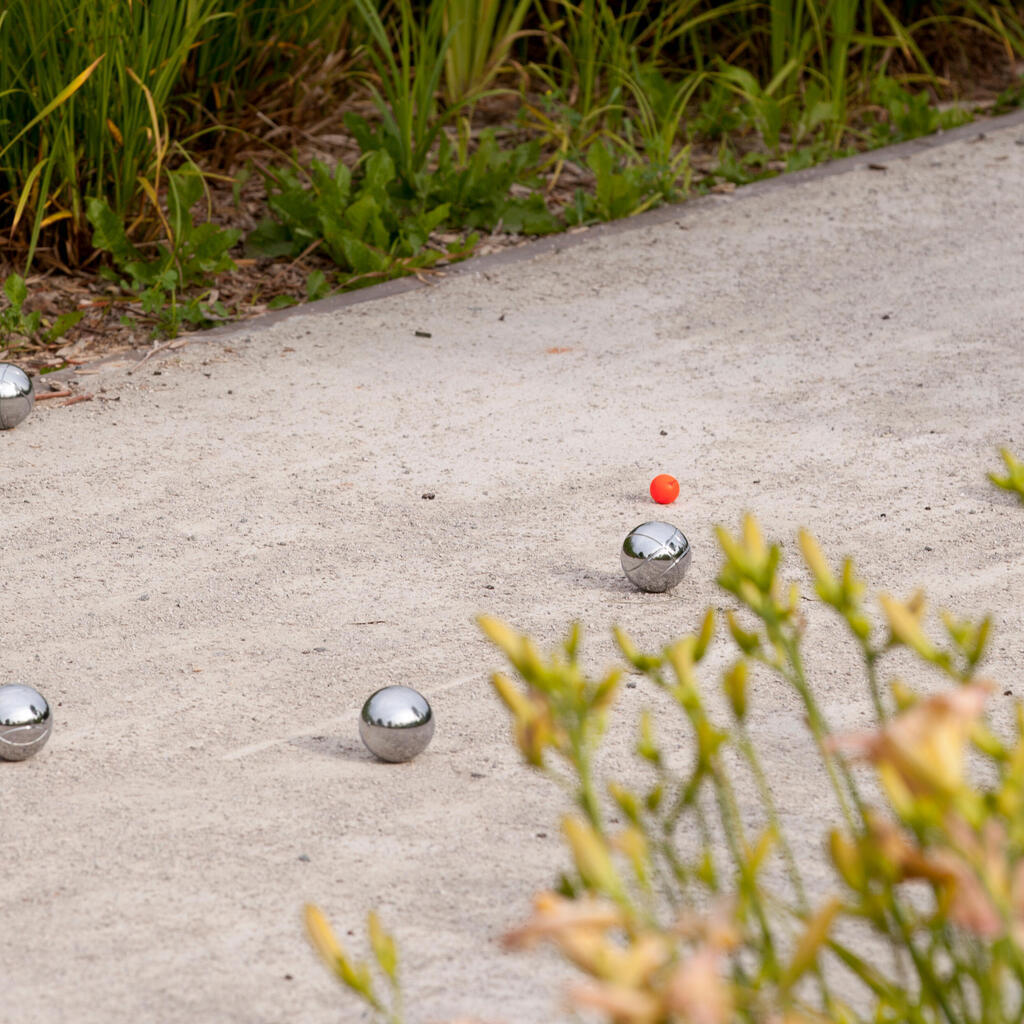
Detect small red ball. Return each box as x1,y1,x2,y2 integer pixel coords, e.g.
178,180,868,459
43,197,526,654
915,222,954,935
650,474,679,505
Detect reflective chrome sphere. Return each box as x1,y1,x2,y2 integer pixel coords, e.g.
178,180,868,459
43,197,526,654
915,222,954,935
0,363,34,430
360,685,434,763
621,521,692,593
0,684,52,761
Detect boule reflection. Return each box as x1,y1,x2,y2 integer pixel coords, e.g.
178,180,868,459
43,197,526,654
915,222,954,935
0,363,34,430
360,685,435,762
621,521,692,593
0,683,53,761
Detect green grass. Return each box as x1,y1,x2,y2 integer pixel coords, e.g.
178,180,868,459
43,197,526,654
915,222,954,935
0,0,222,266
441,0,533,105
185,0,356,117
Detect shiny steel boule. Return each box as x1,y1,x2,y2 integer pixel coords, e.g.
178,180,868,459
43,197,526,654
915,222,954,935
0,363,34,430
0,684,52,761
360,685,435,763
621,521,692,593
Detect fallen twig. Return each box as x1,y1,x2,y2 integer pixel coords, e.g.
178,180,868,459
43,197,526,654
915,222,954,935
61,393,93,407
128,338,188,372
35,390,73,401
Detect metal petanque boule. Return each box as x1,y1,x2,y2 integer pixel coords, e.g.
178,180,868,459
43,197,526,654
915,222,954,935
359,685,435,763
0,683,53,761
621,521,693,593
0,362,34,430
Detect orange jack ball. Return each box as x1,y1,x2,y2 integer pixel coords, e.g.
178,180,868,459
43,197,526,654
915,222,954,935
650,474,679,505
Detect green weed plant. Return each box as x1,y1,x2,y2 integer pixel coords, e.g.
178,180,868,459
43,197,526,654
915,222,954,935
866,77,973,143
425,131,559,234
246,125,563,293
88,166,238,338
566,138,692,224
245,151,459,285
0,274,83,353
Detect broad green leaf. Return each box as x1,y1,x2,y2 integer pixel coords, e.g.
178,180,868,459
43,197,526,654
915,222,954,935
362,149,396,194
245,222,300,259
87,198,141,265
501,195,559,235
166,167,204,243
45,310,85,343
340,236,389,275
3,273,27,311
306,270,330,302
345,194,379,241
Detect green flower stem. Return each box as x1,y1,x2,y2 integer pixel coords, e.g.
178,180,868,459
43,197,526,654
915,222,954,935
736,723,810,911
649,766,691,910
568,726,603,832
693,801,721,894
887,899,959,1024
861,644,886,723
708,753,782,980
782,636,863,831
734,723,843,1014
654,836,689,909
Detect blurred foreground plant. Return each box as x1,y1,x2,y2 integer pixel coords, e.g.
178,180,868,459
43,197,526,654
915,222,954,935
310,501,1024,1021
305,904,403,1024
478,511,1024,1023
990,449,1024,504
